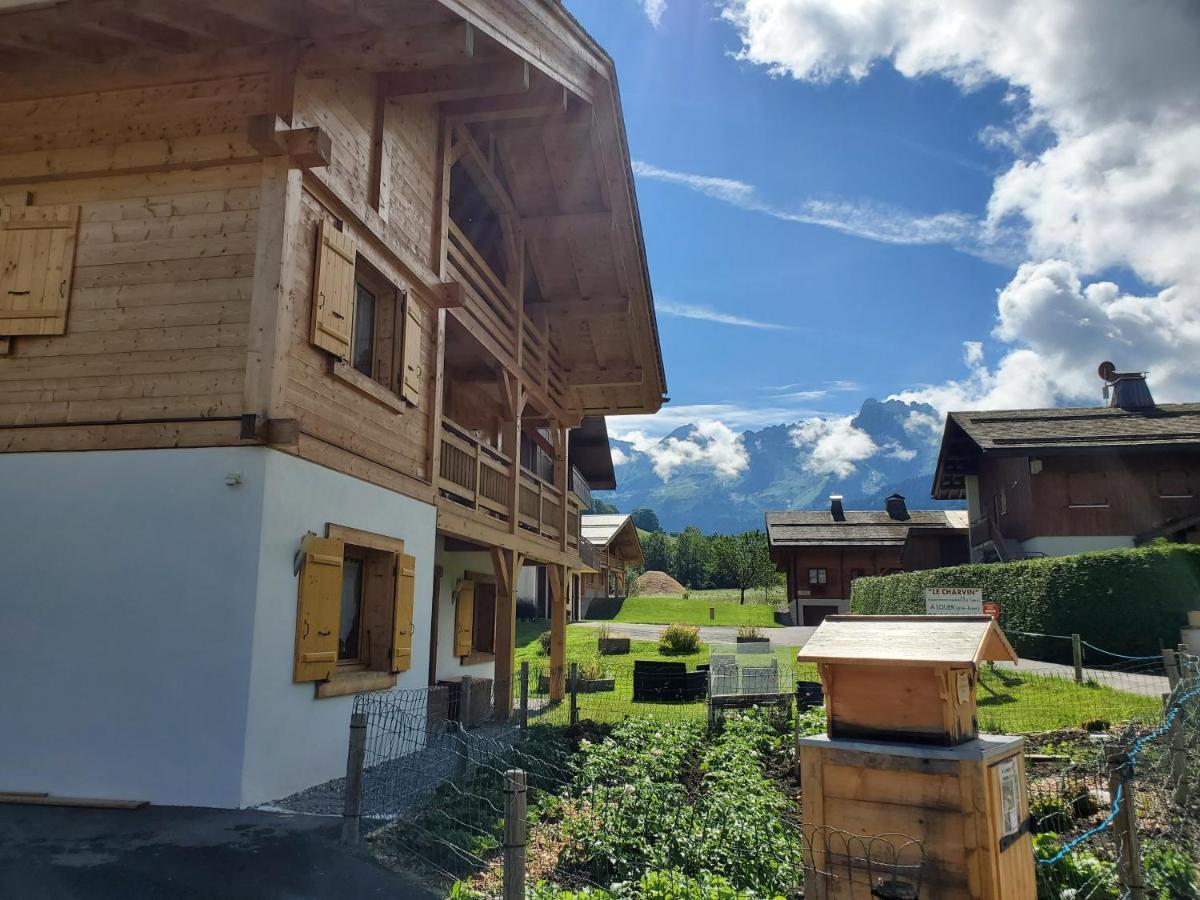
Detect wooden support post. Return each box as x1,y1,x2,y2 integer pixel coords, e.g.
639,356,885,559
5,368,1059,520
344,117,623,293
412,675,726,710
1107,746,1147,900
461,675,473,729
340,712,368,846
520,661,529,732
569,661,579,725
1072,634,1084,684
1164,649,1181,690
548,564,567,702
502,769,528,900
492,547,520,718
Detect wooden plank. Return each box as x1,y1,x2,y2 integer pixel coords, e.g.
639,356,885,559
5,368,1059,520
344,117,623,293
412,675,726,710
301,22,475,76
0,793,147,810
565,367,642,387
542,295,628,319
380,60,529,103
521,210,610,242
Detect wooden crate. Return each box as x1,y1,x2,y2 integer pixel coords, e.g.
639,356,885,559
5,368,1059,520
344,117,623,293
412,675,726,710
799,734,1036,900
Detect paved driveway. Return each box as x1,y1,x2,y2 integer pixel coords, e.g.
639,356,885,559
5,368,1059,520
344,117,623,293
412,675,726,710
0,804,436,900
575,620,817,646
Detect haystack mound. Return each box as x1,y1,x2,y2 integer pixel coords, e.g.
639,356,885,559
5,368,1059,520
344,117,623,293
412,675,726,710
635,570,686,596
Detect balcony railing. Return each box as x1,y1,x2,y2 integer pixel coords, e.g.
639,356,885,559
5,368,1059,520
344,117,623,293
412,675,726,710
569,465,592,508
439,418,513,521
518,470,562,541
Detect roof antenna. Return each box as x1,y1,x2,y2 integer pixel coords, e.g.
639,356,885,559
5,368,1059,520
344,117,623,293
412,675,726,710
1098,361,1115,401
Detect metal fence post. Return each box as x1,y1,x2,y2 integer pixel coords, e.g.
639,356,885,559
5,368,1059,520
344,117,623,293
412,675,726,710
1071,634,1084,684
1107,746,1146,900
569,661,579,726
520,661,529,732
461,675,473,729
1164,649,1181,690
502,769,527,900
340,711,368,846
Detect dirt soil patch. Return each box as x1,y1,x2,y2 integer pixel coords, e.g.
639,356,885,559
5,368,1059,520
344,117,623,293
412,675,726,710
635,570,687,595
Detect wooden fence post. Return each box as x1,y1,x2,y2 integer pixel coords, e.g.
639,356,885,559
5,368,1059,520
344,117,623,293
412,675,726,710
502,769,527,900
1071,634,1084,684
340,711,368,846
1107,746,1146,900
569,661,579,726
1164,650,1181,690
520,661,529,732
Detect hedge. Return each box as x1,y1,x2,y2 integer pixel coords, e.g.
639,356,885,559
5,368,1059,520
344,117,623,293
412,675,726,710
850,544,1200,663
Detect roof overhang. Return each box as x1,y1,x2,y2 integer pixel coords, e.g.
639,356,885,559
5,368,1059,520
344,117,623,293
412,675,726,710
797,615,1018,667
568,416,616,490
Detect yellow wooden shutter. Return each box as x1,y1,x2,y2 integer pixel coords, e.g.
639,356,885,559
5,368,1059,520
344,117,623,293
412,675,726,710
391,553,417,673
454,580,475,657
310,219,356,358
400,294,422,406
0,205,79,337
294,533,344,683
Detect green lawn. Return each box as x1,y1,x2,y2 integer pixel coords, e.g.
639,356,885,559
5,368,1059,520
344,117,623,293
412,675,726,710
513,621,1162,733
606,595,780,627
688,586,787,605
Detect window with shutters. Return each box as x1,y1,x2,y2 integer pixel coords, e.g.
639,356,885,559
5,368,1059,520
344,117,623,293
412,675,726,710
454,575,498,663
294,524,417,698
0,204,79,339
310,219,423,412
808,568,828,587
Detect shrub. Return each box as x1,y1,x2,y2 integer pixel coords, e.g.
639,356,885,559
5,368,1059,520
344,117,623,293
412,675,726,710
578,653,608,681
597,624,612,641
736,625,764,640
850,544,1200,662
538,630,552,656
658,623,701,655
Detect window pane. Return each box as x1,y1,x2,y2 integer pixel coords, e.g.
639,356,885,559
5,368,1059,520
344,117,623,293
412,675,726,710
352,284,376,377
472,583,496,654
339,556,364,661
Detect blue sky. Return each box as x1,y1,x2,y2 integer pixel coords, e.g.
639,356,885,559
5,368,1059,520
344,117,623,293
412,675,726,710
562,0,1200,471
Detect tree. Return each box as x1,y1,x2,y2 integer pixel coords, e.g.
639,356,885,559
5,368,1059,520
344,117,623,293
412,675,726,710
630,507,663,533
673,525,713,590
641,529,675,573
591,497,619,515
712,529,777,603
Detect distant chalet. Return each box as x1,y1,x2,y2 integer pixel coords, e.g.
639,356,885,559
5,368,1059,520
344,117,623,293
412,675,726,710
765,494,968,626
933,367,1200,562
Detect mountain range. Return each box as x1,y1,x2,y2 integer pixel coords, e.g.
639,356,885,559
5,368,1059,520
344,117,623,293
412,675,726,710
599,398,964,533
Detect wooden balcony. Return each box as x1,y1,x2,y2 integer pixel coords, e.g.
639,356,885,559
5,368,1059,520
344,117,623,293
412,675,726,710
438,416,584,559
569,465,593,508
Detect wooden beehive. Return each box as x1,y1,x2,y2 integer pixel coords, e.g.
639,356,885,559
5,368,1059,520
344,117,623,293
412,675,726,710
797,615,1034,900
797,615,1018,746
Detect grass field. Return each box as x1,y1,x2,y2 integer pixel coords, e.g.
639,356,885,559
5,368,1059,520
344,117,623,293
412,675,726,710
513,621,1161,732
686,586,787,604
605,595,781,627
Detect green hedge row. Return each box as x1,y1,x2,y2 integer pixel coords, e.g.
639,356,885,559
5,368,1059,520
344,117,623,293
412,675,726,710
849,544,1200,664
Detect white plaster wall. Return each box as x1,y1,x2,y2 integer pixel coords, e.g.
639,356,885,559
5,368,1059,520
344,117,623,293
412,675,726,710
1022,536,1135,558
0,448,266,808
432,538,498,685
238,450,438,807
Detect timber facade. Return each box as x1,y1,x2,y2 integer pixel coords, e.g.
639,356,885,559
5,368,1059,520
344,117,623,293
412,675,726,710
0,0,665,809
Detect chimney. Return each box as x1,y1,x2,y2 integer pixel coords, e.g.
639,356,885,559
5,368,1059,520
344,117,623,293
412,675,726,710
1099,361,1155,409
885,493,909,521
830,495,845,521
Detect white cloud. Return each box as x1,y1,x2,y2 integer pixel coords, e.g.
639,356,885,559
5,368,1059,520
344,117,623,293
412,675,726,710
658,300,792,330
640,0,666,27
789,415,879,478
883,442,917,462
610,401,826,443
719,0,1200,407
627,420,749,481
632,160,1017,263
610,446,631,466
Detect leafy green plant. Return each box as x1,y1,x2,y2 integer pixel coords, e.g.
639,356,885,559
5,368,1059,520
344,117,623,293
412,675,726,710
1144,840,1200,900
658,623,701,655
1033,833,1118,900
538,630,552,656
577,652,609,681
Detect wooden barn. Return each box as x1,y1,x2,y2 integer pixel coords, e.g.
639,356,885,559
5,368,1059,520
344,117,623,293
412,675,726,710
0,0,665,809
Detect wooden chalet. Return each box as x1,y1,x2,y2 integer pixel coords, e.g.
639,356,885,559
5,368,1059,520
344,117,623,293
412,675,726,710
933,366,1200,562
766,494,968,626
578,512,644,606
0,0,665,809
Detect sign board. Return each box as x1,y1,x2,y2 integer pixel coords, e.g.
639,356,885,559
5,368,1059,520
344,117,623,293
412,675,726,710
996,757,1021,839
924,587,983,615
983,601,1001,621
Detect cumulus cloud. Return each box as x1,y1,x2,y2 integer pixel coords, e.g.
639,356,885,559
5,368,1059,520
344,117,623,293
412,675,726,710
658,300,792,330
610,446,631,466
623,420,749,481
632,160,1014,263
790,416,878,478
720,0,1200,407
640,0,666,27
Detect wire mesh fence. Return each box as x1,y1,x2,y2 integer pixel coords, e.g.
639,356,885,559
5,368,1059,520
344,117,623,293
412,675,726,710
306,631,1197,898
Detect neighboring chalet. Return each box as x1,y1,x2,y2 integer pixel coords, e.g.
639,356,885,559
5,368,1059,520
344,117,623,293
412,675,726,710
933,365,1200,562
579,513,645,611
0,0,666,809
766,495,969,625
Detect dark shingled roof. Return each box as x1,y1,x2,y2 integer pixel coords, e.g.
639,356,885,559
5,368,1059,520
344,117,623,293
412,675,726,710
765,509,966,548
947,403,1200,452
